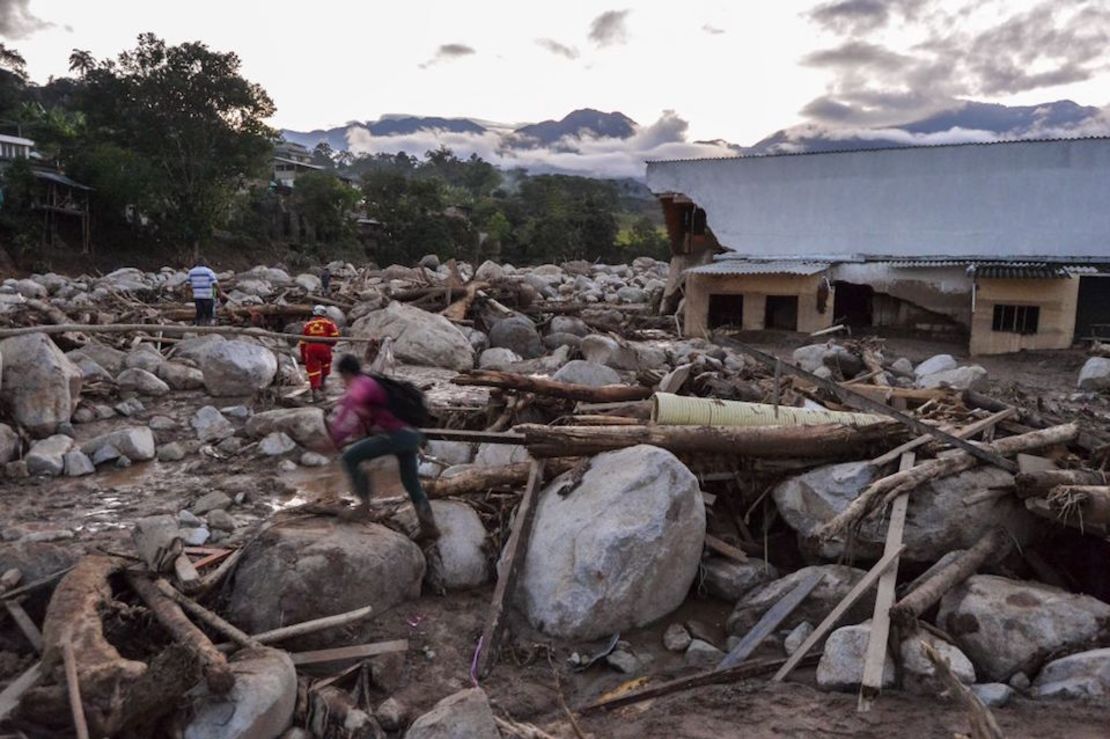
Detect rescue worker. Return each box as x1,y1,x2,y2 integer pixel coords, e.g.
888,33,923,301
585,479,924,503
299,305,340,402
329,354,440,541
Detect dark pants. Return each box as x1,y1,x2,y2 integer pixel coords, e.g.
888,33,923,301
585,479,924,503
341,429,428,509
194,298,215,325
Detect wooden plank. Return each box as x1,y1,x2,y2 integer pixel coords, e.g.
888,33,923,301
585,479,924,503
0,660,42,721
0,566,73,601
62,637,90,739
191,549,234,570
705,534,749,564
858,452,914,712
173,554,200,590
868,409,1015,467
418,428,526,445
717,570,824,671
716,337,1018,473
773,544,907,682
217,605,375,652
290,639,409,667
475,458,546,677
4,600,44,653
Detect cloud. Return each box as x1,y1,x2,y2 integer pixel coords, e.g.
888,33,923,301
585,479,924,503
0,0,52,39
588,9,630,47
344,110,735,179
801,0,1110,126
419,43,476,69
702,24,724,35
536,38,579,60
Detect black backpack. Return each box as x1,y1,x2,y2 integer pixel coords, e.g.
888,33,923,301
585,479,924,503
369,373,432,428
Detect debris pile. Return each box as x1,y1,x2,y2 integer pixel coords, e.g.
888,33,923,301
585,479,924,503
1,256,1110,736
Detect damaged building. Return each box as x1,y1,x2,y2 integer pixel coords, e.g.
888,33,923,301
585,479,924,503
647,136,1110,355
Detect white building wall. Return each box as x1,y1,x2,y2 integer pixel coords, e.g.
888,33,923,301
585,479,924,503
647,138,1110,260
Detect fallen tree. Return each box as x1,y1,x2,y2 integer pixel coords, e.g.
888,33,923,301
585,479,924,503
452,370,653,403
424,458,578,498
1015,469,1107,499
518,421,901,459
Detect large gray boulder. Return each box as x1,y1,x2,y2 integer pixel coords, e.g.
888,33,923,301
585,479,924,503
473,440,529,467
405,688,498,739
408,500,488,590
0,423,20,464
580,334,643,371
900,631,976,695
26,435,74,476
227,517,425,648
937,575,1110,682
772,461,1039,563
0,333,83,437
488,315,543,359
192,406,235,442
184,648,296,739
71,342,126,374
727,565,872,636
817,623,895,692
123,345,165,373
516,445,705,639
914,354,958,378
200,341,277,396
917,365,988,391
245,408,329,450
351,302,473,371
551,359,620,387
1032,648,1110,699
1078,357,1110,392
550,315,590,337
477,347,521,370
174,334,226,364
80,427,156,462
156,362,205,390
116,367,171,396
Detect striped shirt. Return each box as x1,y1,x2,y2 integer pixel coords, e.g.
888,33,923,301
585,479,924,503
187,266,218,299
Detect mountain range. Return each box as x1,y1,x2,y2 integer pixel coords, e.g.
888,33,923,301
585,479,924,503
281,100,1109,179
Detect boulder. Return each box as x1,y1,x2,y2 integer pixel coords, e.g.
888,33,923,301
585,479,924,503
784,622,814,656
405,688,498,739
184,647,296,739
551,359,620,388
727,565,873,636
426,440,472,467
426,501,487,589
200,341,277,396
156,362,205,390
157,443,187,462
63,450,95,477
193,491,232,515
123,345,165,372
260,432,297,456
516,445,705,639
81,427,156,463
1078,357,1110,392
207,509,237,532
917,365,988,391
792,344,857,373
914,354,958,378
0,423,19,464
192,406,236,442
1032,648,1110,699
617,286,647,303
295,273,322,293
26,435,74,476
972,683,1015,707
900,631,976,695
701,557,779,602
580,335,643,371
73,356,113,383
474,260,504,281
117,368,171,396
477,347,521,370
937,575,1110,682
227,517,424,648
351,302,474,371
245,408,329,450
550,315,590,337
544,333,582,351
473,441,529,468
488,316,543,359
0,333,82,437
376,697,407,732
174,334,226,364
772,461,1038,563
664,623,692,652
11,278,47,299
685,639,725,669
817,623,895,692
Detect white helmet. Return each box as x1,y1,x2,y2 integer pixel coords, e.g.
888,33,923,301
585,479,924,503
312,305,328,316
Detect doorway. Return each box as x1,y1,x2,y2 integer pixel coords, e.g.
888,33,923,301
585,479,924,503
833,282,874,327
708,293,744,329
764,295,799,330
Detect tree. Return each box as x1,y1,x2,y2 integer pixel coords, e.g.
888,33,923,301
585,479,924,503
76,34,276,256
293,171,358,243
0,43,27,122
311,142,335,169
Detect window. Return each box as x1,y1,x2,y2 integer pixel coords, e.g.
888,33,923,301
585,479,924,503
992,304,1040,334
765,295,799,330
708,293,744,329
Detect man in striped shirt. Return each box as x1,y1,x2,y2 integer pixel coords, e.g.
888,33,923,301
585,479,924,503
187,260,219,326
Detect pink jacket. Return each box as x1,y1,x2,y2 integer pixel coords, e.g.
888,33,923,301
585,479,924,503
328,375,404,445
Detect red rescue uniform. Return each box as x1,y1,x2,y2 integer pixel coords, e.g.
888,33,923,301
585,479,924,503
299,316,341,390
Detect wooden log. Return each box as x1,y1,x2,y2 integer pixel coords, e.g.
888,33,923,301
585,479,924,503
1015,469,1107,498
858,451,914,712
126,573,234,694
173,554,200,592
819,423,1079,539
889,528,1010,629
423,458,577,498
476,459,546,677
61,636,90,739
868,409,1015,468
704,534,749,564
0,660,42,722
717,570,824,670
441,281,489,322
0,322,375,344
1044,485,1110,527
195,548,245,595
419,428,526,445
152,578,263,650
132,515,184,574
773,545,906,682
715,336,1018,472
216,605,375,652
5,600,44,653
518,422,900,460
452,370,653,403
290,639,409,667
850,386,949,404
921,641,1004,739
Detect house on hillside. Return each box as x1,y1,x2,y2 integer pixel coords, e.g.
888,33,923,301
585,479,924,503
646,137,1110,355
272,141,325,188
0,133,92,252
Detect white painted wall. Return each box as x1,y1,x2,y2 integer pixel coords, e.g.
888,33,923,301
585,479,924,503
647,138,1110,260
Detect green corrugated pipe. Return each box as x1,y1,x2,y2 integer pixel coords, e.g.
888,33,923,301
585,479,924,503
651,392,886,428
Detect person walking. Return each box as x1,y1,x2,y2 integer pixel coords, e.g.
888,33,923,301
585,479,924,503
187,259,219,326
300,305,341,402
328,355,440,541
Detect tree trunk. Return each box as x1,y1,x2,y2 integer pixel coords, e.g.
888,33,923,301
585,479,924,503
517,421,900,459
1045,485,1110,527
423,458,578,498
452,370,653,403
1015,469,1106,498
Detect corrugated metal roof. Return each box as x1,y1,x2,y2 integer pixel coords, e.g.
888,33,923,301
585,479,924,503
31,168,92,190
686,260,830,277
971,263,1073,279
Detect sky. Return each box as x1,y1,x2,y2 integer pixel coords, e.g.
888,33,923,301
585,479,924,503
4,0,1108,147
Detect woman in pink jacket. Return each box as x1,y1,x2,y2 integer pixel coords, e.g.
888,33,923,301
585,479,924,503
328,354,440,541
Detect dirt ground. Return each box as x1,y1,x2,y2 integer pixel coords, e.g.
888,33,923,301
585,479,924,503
3,334,1110,737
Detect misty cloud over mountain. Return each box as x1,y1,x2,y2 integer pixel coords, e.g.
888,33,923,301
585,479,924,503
282,100,1110,179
